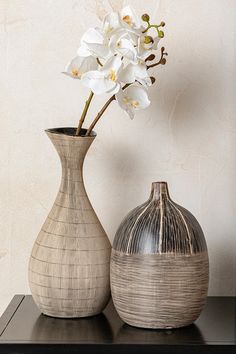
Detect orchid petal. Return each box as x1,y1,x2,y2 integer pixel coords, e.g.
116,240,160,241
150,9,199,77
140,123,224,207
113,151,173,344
109,31,137,63
77,45,91,57
81,27,104,45
78,27,111,59
83,42,110,59
102,55,123,72
119,62,151,86
137,77,152,87
120,5,141,30
103,12,121,37
62,56,98,79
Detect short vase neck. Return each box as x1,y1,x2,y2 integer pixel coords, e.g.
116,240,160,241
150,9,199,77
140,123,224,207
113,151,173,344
149,182,171,201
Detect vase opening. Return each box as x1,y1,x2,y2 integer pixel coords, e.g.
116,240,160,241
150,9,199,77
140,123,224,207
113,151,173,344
150,181,170,200
45,127,96,137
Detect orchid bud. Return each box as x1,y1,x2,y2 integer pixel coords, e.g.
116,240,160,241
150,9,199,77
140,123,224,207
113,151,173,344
160,21,166,27
158,30,164,38
150,77,156,84
145,54,156,62
161,58,166,65
142,13,150,22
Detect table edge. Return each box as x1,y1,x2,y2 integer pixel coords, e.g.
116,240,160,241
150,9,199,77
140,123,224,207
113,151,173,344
0,295,25,336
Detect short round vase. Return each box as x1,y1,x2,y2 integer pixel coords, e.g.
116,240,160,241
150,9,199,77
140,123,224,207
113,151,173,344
110,182,209,329
28,128,111,318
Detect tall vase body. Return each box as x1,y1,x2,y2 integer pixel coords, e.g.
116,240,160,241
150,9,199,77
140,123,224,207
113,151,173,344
29,128,111,318
111,182,209,329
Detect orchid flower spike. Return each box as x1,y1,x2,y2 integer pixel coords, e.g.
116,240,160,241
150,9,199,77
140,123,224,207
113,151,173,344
63,4,167,135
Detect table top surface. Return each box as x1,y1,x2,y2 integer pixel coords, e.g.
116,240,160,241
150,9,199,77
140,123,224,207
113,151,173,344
0,295,235,347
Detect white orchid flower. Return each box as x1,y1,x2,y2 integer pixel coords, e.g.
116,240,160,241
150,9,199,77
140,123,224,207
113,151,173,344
120,5,142,32
119,61,152,87
81,56,123,95
138,35,160,61
77,27,110,59
116,85,150,119
109,31,138,64
62,55,98,79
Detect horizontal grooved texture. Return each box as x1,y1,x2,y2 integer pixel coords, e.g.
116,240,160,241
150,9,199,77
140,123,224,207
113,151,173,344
111,250,209,329
29,128,111,318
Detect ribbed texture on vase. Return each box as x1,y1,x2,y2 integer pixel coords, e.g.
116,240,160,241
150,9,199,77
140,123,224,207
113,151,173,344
113,182,207,255
111,182,209,329
28,128,111,318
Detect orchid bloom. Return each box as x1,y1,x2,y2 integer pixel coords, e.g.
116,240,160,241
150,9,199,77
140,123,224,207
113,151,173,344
63,55,98,79
138,35,160,61
116,85,151,119
81,56,123,95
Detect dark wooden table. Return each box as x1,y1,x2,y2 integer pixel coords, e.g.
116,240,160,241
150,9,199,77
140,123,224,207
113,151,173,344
0,295,235,353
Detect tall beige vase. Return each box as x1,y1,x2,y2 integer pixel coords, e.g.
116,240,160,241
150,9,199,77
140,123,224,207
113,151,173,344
28,128,111,318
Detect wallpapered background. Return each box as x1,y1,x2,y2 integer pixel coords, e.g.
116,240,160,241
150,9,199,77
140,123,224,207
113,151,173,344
0,0,235,314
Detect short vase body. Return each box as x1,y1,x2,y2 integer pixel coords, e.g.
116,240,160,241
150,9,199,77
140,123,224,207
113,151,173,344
29,128,111,318
111,182,209,329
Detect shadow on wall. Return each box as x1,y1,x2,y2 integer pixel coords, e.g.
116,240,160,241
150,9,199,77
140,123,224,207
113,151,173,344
208,240,236,295
101,142,143,235
150,53,217,142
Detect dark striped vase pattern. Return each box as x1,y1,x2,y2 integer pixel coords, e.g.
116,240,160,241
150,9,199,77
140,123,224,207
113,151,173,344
28,128,111,318
111,182,209,329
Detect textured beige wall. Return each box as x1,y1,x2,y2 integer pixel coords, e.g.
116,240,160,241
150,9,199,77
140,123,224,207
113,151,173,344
0,0,236,315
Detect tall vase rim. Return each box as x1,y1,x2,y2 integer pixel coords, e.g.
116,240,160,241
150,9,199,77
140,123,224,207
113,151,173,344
45,127,97,139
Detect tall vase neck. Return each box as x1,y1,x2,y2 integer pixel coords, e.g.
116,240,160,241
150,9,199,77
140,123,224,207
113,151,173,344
149,182,171,201
46,128,96,169
46,128,96,194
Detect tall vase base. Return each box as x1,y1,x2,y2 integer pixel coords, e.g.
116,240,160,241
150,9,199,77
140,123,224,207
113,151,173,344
41,309,105,319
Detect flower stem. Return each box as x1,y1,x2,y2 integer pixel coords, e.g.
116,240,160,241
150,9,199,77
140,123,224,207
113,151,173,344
142,22,165,38
85,84,130,136
75,91,94,136
85,95,116,136
147,47,168,69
